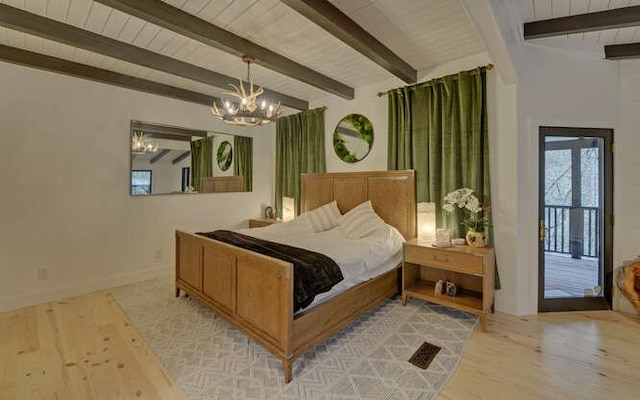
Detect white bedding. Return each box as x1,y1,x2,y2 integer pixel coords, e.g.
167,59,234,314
234,215,405,311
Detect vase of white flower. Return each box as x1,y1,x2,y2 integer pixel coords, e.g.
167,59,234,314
465,231,487,248
442,188,490,248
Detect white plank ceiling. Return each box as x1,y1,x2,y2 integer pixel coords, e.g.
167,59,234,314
521,0,640,45
0,0,486,109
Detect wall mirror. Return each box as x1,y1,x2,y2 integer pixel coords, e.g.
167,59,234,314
130,120,252,195
333,113,374,163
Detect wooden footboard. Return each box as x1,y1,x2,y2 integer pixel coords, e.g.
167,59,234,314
175,230,295,378
175,230,400,383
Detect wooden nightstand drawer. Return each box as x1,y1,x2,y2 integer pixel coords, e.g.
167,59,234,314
404,245,483,274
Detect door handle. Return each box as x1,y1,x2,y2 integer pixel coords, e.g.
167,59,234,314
539,220,546,242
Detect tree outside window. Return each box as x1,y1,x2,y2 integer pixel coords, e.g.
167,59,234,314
131,170,152,195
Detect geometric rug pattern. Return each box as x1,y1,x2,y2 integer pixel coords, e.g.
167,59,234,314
112,278,477,400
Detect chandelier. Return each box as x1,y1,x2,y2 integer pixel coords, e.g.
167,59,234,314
131,131,159,154
211,55,281,127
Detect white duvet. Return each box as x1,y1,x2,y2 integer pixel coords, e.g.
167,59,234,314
234,216,405,310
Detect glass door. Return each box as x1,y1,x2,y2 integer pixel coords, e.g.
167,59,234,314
538,127,613,312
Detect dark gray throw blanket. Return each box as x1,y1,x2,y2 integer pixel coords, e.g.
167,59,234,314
197,230,344,312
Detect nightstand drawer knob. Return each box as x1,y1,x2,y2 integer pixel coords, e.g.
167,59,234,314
434,255,449,263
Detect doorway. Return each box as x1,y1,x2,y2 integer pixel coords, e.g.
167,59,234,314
538,127,613,312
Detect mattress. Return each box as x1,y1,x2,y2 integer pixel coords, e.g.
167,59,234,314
234,218,405,312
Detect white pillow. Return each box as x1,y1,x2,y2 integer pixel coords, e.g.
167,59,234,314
338,200,386,240
303,201,342,232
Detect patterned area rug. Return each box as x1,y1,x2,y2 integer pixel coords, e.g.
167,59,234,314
112,278,477,400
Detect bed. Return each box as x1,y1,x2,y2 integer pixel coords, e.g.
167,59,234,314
174,170,416,382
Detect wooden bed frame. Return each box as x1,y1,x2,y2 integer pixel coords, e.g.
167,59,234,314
200,176,243,192
175,170,415,382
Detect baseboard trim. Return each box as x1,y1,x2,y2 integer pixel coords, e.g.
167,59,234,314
0,264,172,313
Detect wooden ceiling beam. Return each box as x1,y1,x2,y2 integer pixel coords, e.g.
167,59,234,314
131,121,207,138
150,149,171,164
0,44,219,107
524,5,640,39
282,0,416,84
0,4,308,110
172,151,191,164
94,0,354,100
605,42,640,60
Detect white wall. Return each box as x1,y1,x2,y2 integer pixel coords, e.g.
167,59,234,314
488,0,619,314
615,60,640,314
0,62,273,312
517,46,618,315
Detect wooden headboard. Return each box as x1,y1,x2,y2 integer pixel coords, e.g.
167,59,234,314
200,176,243,193
300,170,416,240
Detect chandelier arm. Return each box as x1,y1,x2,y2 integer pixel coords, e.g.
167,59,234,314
211,55,281,126
224,90,247,101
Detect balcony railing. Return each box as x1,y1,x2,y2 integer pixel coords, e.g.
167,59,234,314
544,205,600,258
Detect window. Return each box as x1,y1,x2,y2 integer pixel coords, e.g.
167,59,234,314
181,167,190,192
131,170,152,195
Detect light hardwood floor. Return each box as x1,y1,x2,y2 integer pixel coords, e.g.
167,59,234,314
440,310,640,399
1,286,639,399
0,290,186,400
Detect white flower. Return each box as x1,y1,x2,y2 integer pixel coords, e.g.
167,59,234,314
465,197,481,213
443,188,483,215
442,187,490,232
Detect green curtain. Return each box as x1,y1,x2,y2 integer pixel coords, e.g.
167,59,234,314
190,136,213,192
275,107,326,216
233,135,253,192
388,67,499,288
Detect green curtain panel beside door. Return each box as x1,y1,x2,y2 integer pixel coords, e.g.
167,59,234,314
388,67,499,288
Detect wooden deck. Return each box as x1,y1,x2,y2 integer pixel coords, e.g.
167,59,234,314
544,252,599,298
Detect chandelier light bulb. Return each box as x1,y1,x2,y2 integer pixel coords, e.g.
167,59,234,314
210,55,282,126
131,132,159,154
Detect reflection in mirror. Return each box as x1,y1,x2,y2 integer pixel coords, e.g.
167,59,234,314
333,114,374,163
130,121,252,195
217,141,233,171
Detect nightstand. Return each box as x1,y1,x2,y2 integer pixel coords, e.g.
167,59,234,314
249,218,278,228
402,238,495,331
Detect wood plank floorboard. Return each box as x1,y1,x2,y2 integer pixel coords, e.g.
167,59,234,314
545,253,599,297
1,282,639,399
440,311,640,399
0,290,186,400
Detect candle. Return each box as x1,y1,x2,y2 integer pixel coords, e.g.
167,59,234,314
435,228,450,245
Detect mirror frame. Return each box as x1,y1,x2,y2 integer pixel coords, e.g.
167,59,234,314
332,113,374,163
129,120,250,196
216,140,233,171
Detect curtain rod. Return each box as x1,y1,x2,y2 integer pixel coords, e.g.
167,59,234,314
376,63,494,97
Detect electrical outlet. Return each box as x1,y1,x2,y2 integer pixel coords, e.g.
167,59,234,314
155,250,162,260
37,267,49,280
